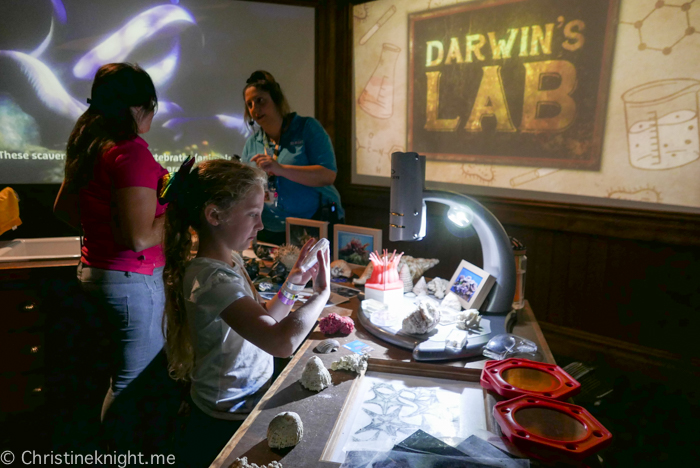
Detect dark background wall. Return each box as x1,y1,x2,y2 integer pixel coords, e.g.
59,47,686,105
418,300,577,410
2,0,699,378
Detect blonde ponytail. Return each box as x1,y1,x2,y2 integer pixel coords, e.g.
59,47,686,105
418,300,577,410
162,204,194,380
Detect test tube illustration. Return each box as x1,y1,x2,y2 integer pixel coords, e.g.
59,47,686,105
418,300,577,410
359,5,396,45
510,168,560,187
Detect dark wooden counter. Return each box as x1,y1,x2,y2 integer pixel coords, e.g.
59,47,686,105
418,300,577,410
211,301,553,468
0,258,79,270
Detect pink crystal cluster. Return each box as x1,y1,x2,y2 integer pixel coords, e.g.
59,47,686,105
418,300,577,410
319,313,355,335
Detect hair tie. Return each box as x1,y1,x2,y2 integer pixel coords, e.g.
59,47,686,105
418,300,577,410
159,155,195,205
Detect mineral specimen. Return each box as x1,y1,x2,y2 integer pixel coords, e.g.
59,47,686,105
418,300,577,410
230,457,283,468
319,313,355,335
330,353,369,373
456,309,482,330
412,277,428,296
427,277,449,299
299,356,332,392
267,412,303,449
441,292,462,311
401,301,441,335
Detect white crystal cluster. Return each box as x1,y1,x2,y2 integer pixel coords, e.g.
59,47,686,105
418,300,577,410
426,277,449,299
456,309,482,330
330,353,369,373
401,301,441,335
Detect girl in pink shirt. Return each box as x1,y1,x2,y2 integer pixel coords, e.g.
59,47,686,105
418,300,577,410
54,63,173,450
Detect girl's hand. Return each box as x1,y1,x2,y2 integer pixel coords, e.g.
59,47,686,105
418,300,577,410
251,153,282,176
286,238,319,287
312,247,330,295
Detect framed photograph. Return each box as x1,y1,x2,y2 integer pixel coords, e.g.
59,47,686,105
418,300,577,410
286,217,328,247
333,224,382,268
447,260,496,310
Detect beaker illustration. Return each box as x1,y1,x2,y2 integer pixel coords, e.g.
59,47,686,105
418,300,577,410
358,43,401,119
622,79,700,170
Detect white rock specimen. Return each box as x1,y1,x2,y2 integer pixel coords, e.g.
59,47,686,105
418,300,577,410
399,263,413,292
330,353,369,373
412,276,428,296
299,356,332,392
441,292,463,311
402,301,441,335
439,307,460,325
230,457,283,468
427,277,449,299
445,328,469,349
330,259,352,278
456,309,482,330
267,412,303,449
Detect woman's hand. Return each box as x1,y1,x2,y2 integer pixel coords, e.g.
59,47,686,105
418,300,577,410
251,153,282,176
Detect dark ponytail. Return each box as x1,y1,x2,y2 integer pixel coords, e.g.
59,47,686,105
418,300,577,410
64,63,157,191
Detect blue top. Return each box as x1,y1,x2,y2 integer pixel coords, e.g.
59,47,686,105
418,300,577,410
242,113,344,232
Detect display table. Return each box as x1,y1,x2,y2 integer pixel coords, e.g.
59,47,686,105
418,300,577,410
211,300,552,468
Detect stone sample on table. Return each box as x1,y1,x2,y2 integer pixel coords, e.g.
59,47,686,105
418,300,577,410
330,353,369,373
267,412,303,449
299,356,332,392
230,457,283,468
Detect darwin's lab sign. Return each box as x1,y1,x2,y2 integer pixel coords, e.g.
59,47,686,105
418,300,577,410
408,0,619,170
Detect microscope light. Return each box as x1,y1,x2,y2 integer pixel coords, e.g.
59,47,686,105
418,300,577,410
447,205,474,228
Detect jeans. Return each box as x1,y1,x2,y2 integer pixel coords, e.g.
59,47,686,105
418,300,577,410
77,263,165,420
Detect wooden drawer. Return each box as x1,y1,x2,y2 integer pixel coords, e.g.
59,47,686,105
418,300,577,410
0,371,46,414
0,288,45,332
0,331,45,372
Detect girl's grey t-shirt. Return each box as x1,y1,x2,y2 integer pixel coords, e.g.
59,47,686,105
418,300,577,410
183,257,273,420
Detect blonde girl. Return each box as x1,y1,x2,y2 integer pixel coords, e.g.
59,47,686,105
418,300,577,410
161,159,329,466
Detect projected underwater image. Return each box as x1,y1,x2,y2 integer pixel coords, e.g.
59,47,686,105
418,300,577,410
0,0,314,183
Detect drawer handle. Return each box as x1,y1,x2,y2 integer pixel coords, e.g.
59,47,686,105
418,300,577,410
20,302,38,312
31,387,43,394
30,346,41,354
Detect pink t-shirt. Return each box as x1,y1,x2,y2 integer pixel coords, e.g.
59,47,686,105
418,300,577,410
79,136,168,275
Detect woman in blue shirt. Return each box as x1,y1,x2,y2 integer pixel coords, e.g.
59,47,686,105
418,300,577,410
241,70,344,245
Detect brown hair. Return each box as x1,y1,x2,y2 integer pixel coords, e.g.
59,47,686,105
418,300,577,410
64,63,157,191
162,159,266,380
242,70,291,129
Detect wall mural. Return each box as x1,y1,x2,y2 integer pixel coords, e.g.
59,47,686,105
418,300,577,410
353,0,700,212
408,0,618,170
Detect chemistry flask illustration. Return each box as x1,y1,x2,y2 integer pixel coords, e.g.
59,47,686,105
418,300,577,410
358,43,401,119
622,79,700,170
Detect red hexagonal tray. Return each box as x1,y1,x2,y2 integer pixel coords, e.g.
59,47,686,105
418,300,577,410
480,358,581,400
494,395,612,463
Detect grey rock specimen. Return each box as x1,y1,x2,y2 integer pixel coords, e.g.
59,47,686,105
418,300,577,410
267,412,303,449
